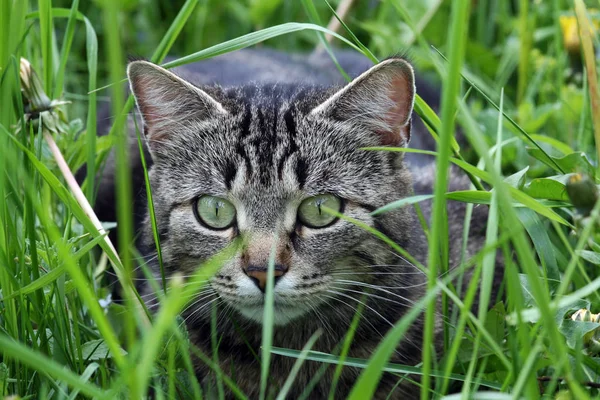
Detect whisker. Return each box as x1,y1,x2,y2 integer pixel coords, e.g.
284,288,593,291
320,293,386,340
325,289,420,350
334,278,429,290
330,272,427,276
329,284,418,309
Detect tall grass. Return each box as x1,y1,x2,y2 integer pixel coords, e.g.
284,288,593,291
1,0,600,399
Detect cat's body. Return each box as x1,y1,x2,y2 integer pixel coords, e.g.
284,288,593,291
97,49,495,399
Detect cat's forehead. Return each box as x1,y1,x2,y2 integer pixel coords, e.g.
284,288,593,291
156,82,396,203
219,86,383,188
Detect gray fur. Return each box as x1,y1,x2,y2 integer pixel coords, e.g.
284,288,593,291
116,50,492,399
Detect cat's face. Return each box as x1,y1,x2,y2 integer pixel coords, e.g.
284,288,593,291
128,57,417,326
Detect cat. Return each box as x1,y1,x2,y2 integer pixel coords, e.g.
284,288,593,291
97,49,497,399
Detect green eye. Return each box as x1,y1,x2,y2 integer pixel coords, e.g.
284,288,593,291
298,194,342,228
195,196,236,229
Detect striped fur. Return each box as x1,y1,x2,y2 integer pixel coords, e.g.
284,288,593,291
122,51,487,399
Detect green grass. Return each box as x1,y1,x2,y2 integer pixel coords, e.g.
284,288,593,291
1,0,600,398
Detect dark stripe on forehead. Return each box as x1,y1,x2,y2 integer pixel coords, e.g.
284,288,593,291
272,105,279,136
223,159,237,190
295,157,308,189
284,106,296,138
236,105,253,177
277,107,300,182
256,108,266,137
254,107,276,184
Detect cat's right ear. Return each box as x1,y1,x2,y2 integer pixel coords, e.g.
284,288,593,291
127,61,227,155
309,58,415,147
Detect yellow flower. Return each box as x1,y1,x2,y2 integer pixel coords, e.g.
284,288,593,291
560,15,581,54
560,11,600,55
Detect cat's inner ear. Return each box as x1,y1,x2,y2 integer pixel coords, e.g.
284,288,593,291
310,58,415,147
127,61,227,151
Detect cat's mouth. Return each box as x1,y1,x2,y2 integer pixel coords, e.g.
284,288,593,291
236,302,310,325
216,290,326,325
211,274,331,325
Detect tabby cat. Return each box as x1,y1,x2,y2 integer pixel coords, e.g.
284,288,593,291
98,49,494,398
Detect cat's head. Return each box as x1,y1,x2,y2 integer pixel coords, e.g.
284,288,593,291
128,56,420,326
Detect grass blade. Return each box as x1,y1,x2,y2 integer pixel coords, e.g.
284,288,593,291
260,234,278,400
0,335,107,399
574,0,600,168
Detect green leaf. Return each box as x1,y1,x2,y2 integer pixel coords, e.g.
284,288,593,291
446,190,491,203
504,166,529,188
449,158,571,226
2,233,107,301
0,334,107,398
559,320,600,349
577,250,600,265
517,102,560,133
78,339,127,361
529,133,573,155
527,150,596,178
524,174,573,201
270,348,502,390
515,208,560,286
371,194,433,215
366,147,572,226
162,23,363,69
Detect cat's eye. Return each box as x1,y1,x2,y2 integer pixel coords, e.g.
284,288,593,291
297,194,342,228
195,196,236,230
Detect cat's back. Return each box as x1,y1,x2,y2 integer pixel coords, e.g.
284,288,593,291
170,48,372,87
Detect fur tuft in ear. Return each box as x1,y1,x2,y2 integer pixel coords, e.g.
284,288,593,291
127,61,227,154
310,58,415,147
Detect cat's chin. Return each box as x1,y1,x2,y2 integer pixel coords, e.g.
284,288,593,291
237,304,308,326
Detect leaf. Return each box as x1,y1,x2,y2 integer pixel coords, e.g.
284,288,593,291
0,335,106,398
555,299,589,326
504,166,529,188
524,174,574,201
527,149,596,178
78,339,127,361
2,233,107,301
446,190,491,204
577,250,600,265
269,347,502,390
529,134,573,155
518,102,561,133
365,147,572,226
485,302,507,345
162,23,362,69
371,194,433,215
441,392,515,400
559,319,600,349
67,362,100,400
515,208,560,287
449,158,572,226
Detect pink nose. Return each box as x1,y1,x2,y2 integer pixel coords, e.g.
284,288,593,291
244,265,288,292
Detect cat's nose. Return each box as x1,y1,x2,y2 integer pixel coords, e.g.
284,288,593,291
244,264,288,292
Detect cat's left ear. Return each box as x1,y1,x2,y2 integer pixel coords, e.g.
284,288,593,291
127,60,227,156
310,58,415,147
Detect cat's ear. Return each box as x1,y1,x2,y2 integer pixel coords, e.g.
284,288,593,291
127,61,227,151
310,58,415,147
